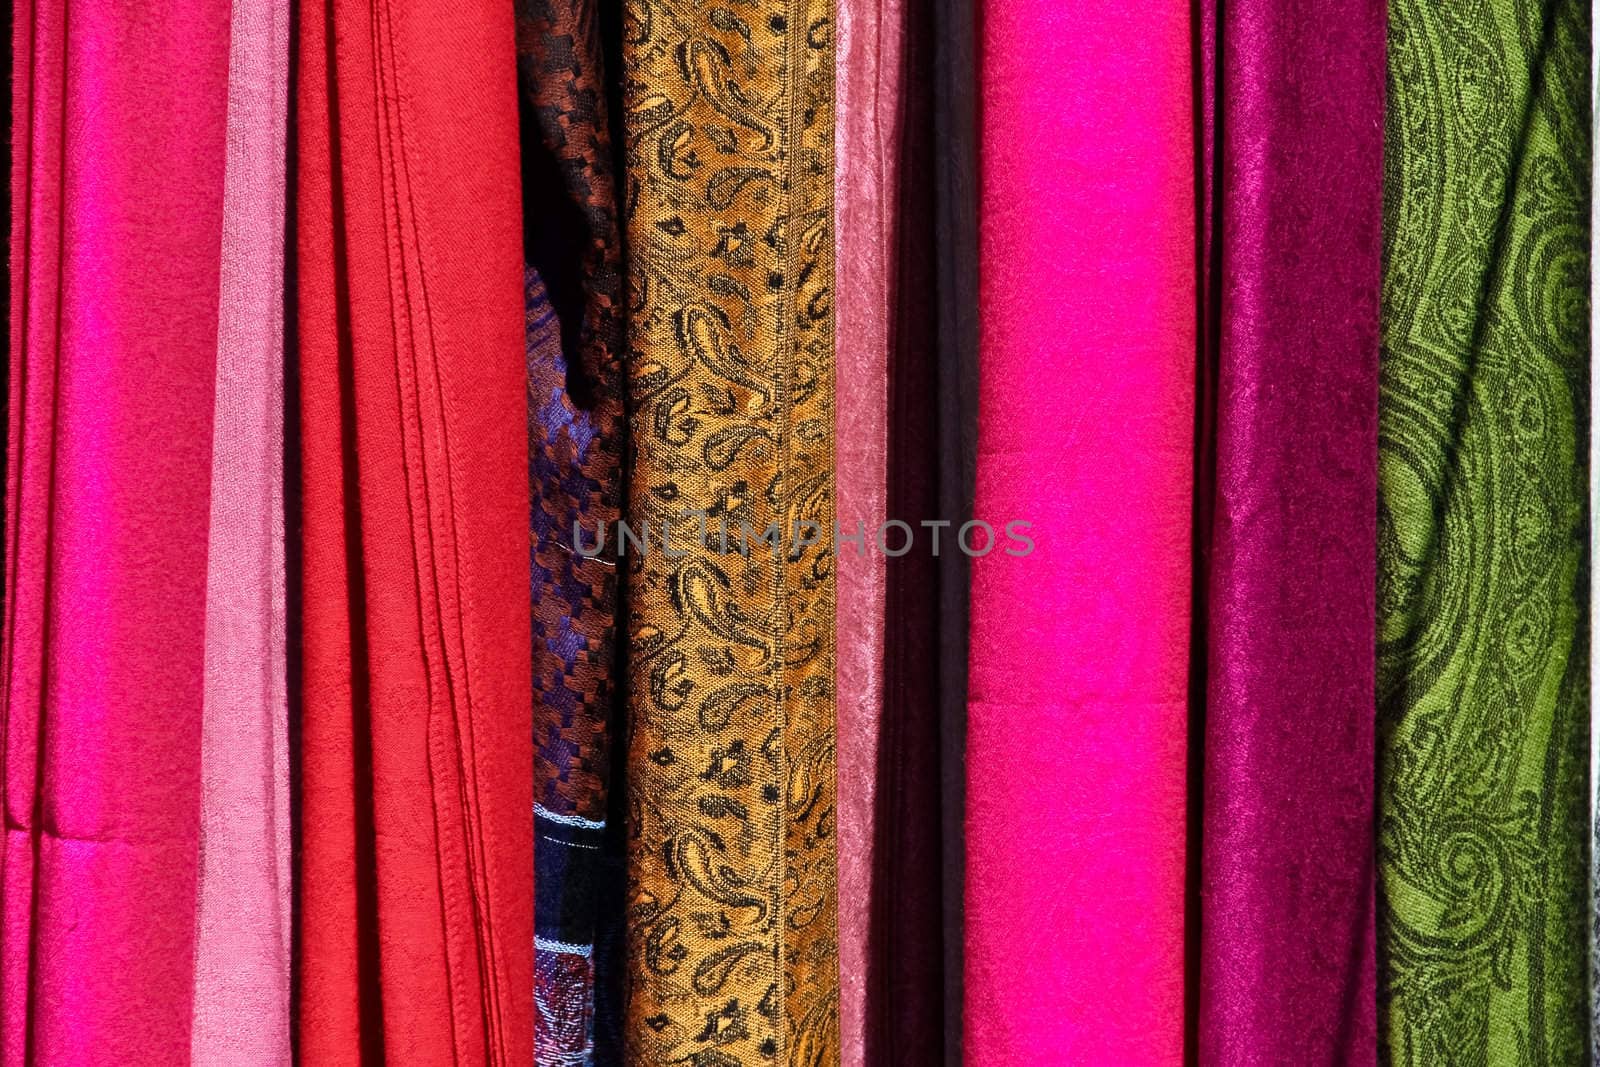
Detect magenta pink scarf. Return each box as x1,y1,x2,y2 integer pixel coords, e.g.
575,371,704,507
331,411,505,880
4,0,229,1062
1195,0,1382,1059
965,0,1193,1061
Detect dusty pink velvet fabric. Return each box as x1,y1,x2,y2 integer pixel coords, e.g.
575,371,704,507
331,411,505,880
834,2,895,1059
965,0,1193,1061
4,0,228,1062
190,0,293,1060
1196,0,1382,1061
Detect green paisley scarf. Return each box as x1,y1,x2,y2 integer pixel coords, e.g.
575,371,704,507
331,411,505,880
1378,0,1591,1063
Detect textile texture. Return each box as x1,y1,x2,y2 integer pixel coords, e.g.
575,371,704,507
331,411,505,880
619,0,841,1060
515,1,626,1060
1592,0,1600,1052
833,0,893,1056
190,0,293,1059
1378,0,1591,1063
965,0,1194,1061
4,0,227,1062
1196,0,1383,1061
525,266,620,1064
296,0,534,1060
931,0,978,1056
871,0,946,1059
836,0,946,1061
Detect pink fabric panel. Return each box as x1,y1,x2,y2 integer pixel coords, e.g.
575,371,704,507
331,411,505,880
190,0,293,1061
964,0,1194,1061
3,0,229,1063
834,0,899,1059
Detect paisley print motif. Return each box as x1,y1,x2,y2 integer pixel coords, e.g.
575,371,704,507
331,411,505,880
1378,0,1590,1063
621,0,840,1062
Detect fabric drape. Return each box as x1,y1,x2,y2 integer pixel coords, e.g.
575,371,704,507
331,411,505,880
1591,0,1600,1050
3,0,229,1062
837,0,946,1061
524,261,621,1062
619,0,841,1060
835,0,894,1054
932,0,978,1058
189,0,293,1059
1378,0,1590,1062
1195,0,1383,1061
295,0,534,1059
514,1,626,1059
965,0,1193,1061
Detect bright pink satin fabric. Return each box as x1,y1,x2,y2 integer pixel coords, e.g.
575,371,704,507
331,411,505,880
4,1,229,1062
965,0,1193,1061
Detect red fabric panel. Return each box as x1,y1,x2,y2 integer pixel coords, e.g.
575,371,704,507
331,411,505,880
297,0,533,1060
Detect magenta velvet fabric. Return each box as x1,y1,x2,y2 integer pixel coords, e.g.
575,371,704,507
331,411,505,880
1196,0,1383,1061
966,0,1194,1060
4,0,229,1063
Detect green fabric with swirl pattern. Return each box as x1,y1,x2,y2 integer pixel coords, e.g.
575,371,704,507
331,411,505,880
1378,0,1590,1063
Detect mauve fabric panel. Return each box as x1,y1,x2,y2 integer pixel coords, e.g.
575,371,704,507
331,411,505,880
190,0,293,1058
834,0,893,1053
837,0,946,1060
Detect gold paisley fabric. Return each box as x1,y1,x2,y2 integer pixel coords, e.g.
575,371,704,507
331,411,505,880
621,0,840,1063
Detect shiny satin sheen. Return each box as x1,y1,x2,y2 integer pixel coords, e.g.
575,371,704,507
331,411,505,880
1195,0,1383,1062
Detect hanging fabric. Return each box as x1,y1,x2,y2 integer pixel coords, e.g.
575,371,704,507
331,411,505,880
190,0,293,1058
834,0,895,1050
3,0,229,1061
1195,0,1383,1061
965,0,1194,1060
1378,0,1590,1061
295,0,534,1059
836,0,946,1060
619,0,842,1059
931,0,979,1058
514,0,627,1059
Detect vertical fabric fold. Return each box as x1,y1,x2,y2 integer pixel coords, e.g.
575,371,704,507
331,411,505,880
1592,0,1600,1050
836,0,950,1059
190,0,293,1058
3,0,229,1061
296,0,534,1060
1195,0,1383,1061
514,3,627,1058
965,0,1193,1061
931,0,978,1057
620,0,841,1060
1379,0,1590,1062
866,0,947,1058
834,0,893,1054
